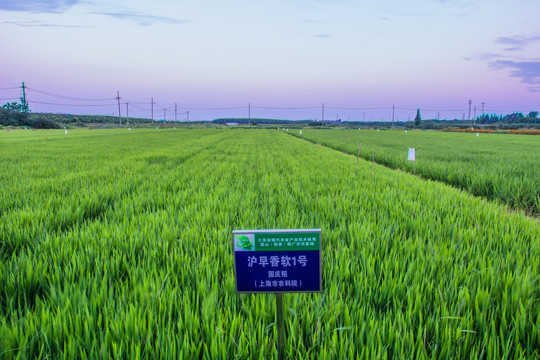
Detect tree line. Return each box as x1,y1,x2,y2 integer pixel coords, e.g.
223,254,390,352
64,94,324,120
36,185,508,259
1,101,539,129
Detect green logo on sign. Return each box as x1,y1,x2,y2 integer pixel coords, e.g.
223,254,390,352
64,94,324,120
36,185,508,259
234,234,255,251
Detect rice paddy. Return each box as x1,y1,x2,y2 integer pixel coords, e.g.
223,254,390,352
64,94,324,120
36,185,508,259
295,128,540,216
1,128,539,359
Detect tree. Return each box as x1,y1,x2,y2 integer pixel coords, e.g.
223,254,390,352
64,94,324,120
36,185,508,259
2,101,26,113
1,101,31,126
504,112,525,123
414,108,421,127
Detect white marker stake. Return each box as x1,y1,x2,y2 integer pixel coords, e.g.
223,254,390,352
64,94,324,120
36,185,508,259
408,148,416,174
65,129,68,135
286,129,289,132
405,130,407,133
156,127,158,130
129,128,131,131
299,130,302,135
476,132,479,137
407,148,416,161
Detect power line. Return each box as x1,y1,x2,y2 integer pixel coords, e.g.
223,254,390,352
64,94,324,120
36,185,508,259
28,100,117,107
184,105,248,111
326,106,392,110
396,107,467,112
26,87,115,101
122,99,151,105
153,103,170,110
252,105,320,110
10,83,537,119
129,103,151,111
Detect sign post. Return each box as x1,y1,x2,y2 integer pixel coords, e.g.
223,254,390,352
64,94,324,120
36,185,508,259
276,293,284,359
233,229,322,358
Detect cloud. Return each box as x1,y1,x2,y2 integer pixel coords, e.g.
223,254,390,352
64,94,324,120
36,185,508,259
477,53,504,61
301,19,327,24
495,34,540,51
490,60,540,85
94,11,186,26
431,0,480,12
4,20,91,28
0,0,79,13
478,33,540,92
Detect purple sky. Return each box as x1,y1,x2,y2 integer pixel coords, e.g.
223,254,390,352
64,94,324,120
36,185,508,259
1,0,539,121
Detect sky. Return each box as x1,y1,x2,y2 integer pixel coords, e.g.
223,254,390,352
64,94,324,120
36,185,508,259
1,0,539,121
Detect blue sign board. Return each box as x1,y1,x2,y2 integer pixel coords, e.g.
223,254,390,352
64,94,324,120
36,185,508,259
233,229,321,293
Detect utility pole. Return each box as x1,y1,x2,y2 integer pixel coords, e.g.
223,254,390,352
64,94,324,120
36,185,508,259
20,81,28,113
126,102,129,124
392,104,395,128
164,109,166,122
474,106,477,120
151,97,155,122
116,91,121,124
187,111,190,122
322,103,325,122
481,102,485,115
248,102,251,124
175,102,177,122
468,100,472,121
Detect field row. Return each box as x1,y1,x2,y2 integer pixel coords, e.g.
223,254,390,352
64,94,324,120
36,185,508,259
292,129,540,216
0,128,539,359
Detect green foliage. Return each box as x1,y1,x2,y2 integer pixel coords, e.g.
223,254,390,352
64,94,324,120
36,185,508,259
2,101,29,113
415,109,422,127
0,107,61,128
0,129,539,359
0,104,28,126
298,129,540,216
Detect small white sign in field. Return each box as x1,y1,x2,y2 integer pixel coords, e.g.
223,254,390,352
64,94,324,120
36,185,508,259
407,148,416,161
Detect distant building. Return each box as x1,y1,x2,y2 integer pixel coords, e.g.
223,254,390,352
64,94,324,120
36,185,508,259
226,122,239,126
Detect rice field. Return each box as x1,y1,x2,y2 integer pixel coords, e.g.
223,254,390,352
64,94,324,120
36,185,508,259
294,128,540,216
1,128,539,359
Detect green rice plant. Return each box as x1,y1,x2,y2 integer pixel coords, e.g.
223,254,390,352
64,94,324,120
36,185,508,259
294,129,540,216
0,128,538,359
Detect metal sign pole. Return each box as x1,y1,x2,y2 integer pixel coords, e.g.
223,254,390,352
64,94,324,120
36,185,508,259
276,293,284,360
233,229,322,358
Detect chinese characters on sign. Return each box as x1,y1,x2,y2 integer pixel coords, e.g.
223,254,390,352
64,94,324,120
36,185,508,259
233,229,321,293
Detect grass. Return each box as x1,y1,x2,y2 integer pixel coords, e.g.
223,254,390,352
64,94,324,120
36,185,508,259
294,128,540,216
0,128,539,359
